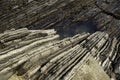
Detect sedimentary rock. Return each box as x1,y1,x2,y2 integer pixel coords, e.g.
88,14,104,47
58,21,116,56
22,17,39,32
0,0,120,80
0,28,90,80
0,0,35,16
0,28,119,80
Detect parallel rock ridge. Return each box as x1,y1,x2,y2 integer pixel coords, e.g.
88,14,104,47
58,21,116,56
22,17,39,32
0,0,120,39
0,0,120,80
0,28,119,80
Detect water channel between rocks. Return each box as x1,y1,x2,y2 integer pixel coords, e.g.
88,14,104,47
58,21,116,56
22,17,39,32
51,19,98,39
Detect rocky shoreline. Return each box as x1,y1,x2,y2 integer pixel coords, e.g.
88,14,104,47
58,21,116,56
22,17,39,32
0,0,120,80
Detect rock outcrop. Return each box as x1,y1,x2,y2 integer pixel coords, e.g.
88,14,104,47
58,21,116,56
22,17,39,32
0,28,119,80
0,0,120,37
0,0,120,80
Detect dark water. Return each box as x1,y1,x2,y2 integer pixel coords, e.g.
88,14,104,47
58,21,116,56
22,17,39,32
52,19,98,39
27,19,98,39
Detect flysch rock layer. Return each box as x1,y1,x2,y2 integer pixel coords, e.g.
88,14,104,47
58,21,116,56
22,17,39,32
0,0,119,38
0,28,119,80
0,0,120,80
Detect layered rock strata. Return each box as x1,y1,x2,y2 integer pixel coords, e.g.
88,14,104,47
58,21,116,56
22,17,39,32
0,0,120,80
0,28,89,80
0,0,120,38
0,28,119,80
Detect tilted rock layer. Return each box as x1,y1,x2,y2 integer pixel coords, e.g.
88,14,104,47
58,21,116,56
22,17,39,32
0,28,119,80
0,28,110,80
0,0,120,80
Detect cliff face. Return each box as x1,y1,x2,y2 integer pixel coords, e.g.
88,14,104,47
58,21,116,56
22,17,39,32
0,0,120,80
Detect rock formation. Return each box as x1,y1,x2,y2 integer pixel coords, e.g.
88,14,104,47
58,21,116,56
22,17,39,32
0,28,119,80
0,0,120,80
